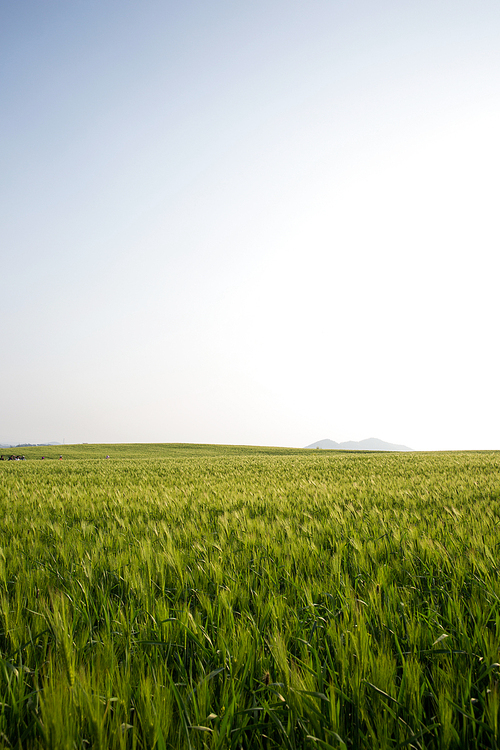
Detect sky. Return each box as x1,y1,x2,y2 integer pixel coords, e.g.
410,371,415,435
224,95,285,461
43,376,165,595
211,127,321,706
1,0,499,450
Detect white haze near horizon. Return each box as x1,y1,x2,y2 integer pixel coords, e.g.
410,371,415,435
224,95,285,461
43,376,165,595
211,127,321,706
1,1,499,451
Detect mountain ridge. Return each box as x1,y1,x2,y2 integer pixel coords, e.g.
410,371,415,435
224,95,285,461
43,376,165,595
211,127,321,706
305,437,413,452
0,442,61,449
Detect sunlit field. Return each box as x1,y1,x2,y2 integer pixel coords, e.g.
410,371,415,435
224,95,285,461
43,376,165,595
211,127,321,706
1,445,499,749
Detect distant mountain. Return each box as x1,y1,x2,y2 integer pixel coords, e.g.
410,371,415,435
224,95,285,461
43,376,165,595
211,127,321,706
0,441,61,449
305,438,413,452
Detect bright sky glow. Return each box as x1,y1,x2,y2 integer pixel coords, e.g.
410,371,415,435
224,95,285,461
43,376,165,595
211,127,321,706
1,1,499,450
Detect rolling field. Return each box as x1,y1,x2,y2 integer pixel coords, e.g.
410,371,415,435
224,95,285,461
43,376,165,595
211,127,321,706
1,445,499,749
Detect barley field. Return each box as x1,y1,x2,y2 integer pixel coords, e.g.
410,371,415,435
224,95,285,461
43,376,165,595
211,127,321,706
1,445,499,749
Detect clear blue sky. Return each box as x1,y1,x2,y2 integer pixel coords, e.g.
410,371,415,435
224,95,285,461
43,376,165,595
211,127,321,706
1,1,499,449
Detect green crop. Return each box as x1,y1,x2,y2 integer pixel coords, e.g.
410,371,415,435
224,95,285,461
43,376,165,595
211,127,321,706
0,445,499,748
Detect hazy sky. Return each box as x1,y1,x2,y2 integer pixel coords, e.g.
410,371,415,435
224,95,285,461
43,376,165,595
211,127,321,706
1,1,499,450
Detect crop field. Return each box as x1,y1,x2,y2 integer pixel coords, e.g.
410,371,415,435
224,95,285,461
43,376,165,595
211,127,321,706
1,445,499,749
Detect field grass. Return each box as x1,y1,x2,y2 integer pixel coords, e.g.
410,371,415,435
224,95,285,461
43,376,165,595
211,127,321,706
1,443,308,460
0,444,499,749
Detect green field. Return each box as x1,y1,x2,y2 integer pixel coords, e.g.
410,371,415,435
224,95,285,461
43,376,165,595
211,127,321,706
1,445,499,749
